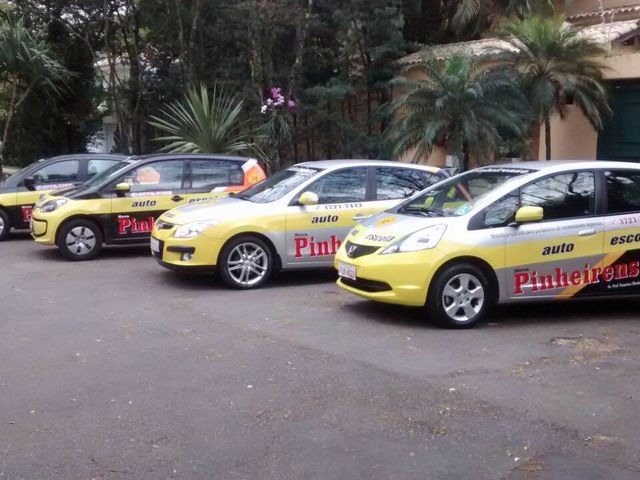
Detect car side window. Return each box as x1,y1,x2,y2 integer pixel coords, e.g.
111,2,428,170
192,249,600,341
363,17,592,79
521,171,595,221
190,160,244,190
117,160,185,193
605,170,640,214
482,193,519,228
87,159,122,179
31,160,80,184
306,167,368,204
376,168,439,200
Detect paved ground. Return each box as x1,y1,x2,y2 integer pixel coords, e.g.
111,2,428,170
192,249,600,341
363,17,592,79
1,232,640,480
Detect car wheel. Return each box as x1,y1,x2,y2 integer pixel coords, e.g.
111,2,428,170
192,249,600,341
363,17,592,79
0,209,10,241
57,219,103,261
219,235,274,289
427,263,491,329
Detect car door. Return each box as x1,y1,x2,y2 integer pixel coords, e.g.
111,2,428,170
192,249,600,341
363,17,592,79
186,158,245,205
14,159,81,227
285,166,371,266
106,159,188,243
593,169,640,296
504,171,604,299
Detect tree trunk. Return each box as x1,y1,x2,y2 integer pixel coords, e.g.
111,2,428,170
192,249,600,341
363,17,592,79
544,117,551,161
288,0,313,98
187,0,203,83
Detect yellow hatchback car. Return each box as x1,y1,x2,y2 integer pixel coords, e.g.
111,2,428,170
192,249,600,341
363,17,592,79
150,160,449,288
31,154,265,260
336,161,640,328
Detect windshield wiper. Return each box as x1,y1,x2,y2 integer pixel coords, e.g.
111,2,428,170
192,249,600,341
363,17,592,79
400,206,446,217
233,192,253,201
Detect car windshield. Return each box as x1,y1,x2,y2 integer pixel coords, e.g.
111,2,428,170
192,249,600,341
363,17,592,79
396,167,533,217
85,161,132,187
237,166,321,203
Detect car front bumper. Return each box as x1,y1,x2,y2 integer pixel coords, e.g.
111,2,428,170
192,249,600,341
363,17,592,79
31,213,61,245
151,228,222,271
334,248,437,307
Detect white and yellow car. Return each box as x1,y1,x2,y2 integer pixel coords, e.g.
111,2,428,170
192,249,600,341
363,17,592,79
335,161,640,328
150,160,449,288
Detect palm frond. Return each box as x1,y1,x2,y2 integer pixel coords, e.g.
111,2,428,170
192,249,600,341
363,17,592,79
148,83,269,164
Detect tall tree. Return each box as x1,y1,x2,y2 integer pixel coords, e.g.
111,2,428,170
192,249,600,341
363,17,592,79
386,55,529,169
451,0,553,38
496,16,611,160
0,17,68,172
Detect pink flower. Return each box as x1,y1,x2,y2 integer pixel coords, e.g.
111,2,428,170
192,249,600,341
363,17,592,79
288,100,296,108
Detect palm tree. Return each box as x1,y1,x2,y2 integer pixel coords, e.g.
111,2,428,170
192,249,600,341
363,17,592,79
386,55,530,170
149,84,266,160
0,18,68,172
495,16,611,160
451,0,553,37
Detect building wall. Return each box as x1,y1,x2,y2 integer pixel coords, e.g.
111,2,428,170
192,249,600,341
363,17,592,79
538,51,640,160
561,0,640,16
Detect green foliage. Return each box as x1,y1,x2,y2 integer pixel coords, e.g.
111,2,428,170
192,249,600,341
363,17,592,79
148,83,265,161
495,16,611,159
0,16,69,167
386,55,530,168
451,0,554,37
3,2,615,168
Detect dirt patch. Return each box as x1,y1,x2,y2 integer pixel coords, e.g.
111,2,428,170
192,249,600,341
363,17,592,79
514,456,544,477
550,334,621,361
584,434,622,447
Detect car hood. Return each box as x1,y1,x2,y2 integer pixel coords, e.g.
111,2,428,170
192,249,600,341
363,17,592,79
52,184,86,197
348,212,457,247
160,196,265,225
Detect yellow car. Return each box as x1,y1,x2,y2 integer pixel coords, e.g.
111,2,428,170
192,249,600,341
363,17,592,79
151,160,449,288
336,161,640,328
31,154,265,260
0,154,127,240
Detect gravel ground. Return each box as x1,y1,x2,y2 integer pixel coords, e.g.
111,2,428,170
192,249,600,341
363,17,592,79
1,232,640,479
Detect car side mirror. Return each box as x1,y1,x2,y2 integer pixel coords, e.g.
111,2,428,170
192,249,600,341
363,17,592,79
514,206,543,224
23,177,36,191
115,182,130,196
298,191,319,206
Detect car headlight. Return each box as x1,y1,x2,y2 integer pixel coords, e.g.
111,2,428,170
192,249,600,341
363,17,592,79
39,198,68,213
380,224,446,254
173,220,220,238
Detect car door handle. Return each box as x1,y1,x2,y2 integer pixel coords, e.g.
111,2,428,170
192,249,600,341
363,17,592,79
171,195,184,202
353,214,370,222
578,228,596,236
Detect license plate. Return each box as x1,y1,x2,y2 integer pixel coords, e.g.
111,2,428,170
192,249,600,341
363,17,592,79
338,262,357,281
150,237,160,253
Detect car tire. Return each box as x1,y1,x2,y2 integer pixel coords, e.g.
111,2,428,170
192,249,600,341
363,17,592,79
0,209,10,241
426,263,491,329
218,235,274,289
56,219,103,261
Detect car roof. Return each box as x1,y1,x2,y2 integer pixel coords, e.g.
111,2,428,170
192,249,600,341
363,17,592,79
295,159,444,172
34,153,128,164
129,153,254,163
481,160,640,172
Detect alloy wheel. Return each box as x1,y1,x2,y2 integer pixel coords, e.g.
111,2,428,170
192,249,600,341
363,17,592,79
226,242,269,287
